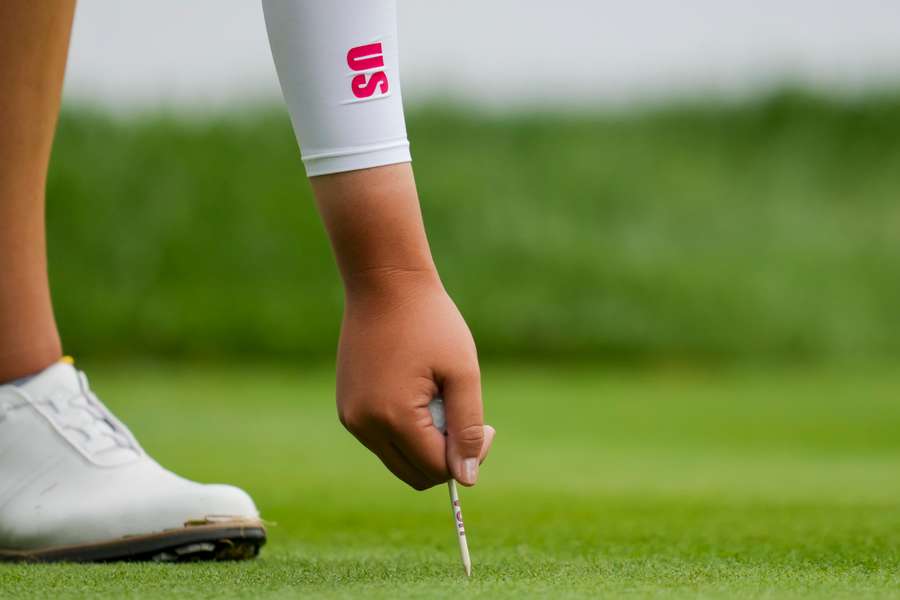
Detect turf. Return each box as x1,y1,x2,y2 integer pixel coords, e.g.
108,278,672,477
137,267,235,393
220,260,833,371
2,362,898,598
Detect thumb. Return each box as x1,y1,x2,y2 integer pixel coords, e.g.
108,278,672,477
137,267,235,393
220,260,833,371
442,369,485,486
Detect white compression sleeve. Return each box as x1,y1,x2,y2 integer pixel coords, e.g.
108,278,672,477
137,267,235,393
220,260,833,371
262,0,411,177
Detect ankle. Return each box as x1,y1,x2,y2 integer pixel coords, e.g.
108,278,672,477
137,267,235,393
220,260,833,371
0,344,63,384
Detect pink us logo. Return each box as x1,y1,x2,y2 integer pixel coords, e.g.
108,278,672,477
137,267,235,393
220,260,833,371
346,42,390,101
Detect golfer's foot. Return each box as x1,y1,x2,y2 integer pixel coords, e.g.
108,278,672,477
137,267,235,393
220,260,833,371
0,359,265,563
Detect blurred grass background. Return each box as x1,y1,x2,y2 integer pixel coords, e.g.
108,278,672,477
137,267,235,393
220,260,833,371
47,90,900,364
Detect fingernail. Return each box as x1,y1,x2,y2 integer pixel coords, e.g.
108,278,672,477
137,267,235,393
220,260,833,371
480,425,497,461
484,425,496,445
461,458,479,485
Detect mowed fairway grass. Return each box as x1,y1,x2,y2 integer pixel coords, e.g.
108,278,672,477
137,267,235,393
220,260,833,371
2,362,899,599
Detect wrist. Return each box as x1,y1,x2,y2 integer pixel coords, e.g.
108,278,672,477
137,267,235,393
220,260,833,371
343,264,442,301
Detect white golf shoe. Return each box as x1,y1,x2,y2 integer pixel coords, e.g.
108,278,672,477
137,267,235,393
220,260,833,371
0,359,265,562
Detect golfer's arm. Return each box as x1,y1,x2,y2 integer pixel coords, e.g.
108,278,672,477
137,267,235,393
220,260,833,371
263,0,410,176
263,0,437,292
309,164,440,296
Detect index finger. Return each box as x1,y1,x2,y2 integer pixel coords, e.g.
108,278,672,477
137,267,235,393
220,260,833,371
387,398,451,483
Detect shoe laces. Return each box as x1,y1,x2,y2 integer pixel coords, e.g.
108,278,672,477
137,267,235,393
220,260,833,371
36,371,142,462
0,397,23,423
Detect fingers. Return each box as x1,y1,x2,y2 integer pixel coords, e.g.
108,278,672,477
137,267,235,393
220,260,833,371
338,394,449,490
390,415,495,487
340,396,494,490
479,425,496,464
388,402,451,483
442,368,485,486
337,361,491,490
350,427,437,491
378,442,439,491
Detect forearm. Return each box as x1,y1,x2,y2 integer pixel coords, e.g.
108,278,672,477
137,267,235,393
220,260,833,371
264,0,493,489
263,0,433,292
310,164,440,297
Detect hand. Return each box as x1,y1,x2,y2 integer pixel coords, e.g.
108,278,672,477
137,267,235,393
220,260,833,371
335,270,496,490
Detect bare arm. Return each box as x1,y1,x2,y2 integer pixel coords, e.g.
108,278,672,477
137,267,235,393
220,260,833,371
312,164,495,489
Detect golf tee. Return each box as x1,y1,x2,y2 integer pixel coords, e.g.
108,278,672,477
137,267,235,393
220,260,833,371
448,479,471,576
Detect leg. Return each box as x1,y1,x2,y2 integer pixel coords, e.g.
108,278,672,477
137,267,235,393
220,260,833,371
0,1,73,382
0,2,266,562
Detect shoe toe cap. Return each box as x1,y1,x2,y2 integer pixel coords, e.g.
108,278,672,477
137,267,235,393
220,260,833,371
0,465,262,550
195,484,260,520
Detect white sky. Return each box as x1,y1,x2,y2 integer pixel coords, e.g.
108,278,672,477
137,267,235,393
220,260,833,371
64,1,900,110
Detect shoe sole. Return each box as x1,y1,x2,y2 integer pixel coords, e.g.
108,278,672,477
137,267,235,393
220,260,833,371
0,519,266,563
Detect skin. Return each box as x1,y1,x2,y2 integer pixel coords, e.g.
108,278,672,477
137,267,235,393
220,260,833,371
0,1,73,382
312,165,495,489
0,1,494,489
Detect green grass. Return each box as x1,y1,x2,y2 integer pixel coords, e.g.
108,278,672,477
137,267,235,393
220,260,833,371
48,92,900,363
2,362,899,598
